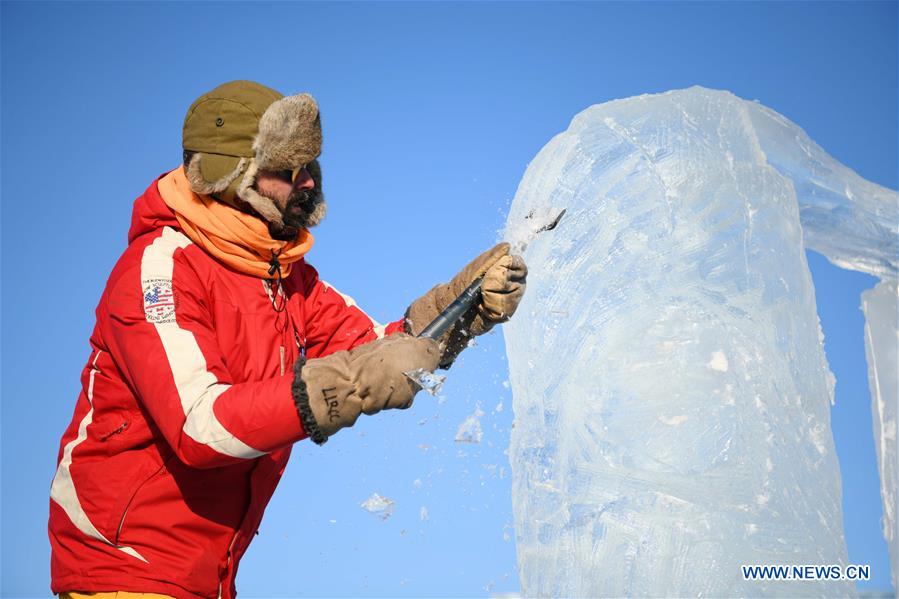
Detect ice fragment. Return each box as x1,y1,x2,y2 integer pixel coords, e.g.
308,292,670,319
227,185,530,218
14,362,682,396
404,368,446,396
707,351,729,372
360,492,395,521
455,406,485,444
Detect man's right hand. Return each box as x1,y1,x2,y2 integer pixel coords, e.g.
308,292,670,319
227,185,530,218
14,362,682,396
405,242,527,368
292,334,440,444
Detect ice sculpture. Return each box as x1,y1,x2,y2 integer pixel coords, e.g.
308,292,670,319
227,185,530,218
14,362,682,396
862,279,898,590
504,87,897,597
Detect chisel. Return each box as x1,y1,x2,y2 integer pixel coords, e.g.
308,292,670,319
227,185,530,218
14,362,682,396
419,209,566,340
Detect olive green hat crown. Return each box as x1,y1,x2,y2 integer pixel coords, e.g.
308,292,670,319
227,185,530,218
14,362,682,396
182,80,323,226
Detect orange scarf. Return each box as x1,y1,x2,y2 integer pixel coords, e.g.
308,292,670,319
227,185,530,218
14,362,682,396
157,167,314,278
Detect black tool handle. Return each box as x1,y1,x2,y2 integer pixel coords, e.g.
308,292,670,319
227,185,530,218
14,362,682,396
419,276,484,340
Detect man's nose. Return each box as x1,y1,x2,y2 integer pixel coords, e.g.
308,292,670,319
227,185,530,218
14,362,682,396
293,167,314,190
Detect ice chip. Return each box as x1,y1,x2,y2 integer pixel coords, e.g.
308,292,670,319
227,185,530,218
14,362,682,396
404,368,446,396
508,206,569,255
455,406,485,444
707,351,729,372
360,492,395,521
658,414,688,427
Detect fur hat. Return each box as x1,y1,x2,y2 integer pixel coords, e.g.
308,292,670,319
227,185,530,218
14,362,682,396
182,80,325,227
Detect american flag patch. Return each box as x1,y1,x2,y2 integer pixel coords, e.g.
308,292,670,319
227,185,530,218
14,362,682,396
142,278,176,324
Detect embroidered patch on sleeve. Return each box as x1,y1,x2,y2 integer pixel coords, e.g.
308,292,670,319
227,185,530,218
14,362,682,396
142,278,177,324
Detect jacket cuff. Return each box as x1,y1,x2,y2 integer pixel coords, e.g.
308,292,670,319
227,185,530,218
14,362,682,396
291,357,328,445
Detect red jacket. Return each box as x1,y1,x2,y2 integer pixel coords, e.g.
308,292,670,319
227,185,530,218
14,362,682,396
49,176,405,598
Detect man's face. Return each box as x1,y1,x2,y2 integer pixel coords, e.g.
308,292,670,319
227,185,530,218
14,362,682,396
254,166,321,240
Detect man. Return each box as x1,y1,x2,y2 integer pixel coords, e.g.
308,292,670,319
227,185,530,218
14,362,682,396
48,80,527,599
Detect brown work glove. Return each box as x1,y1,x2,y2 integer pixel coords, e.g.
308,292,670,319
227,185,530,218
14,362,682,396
292,334,440,445
405,242,528,368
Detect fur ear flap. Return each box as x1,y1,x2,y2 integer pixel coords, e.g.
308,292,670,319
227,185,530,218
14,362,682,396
253,94,322,170
185,153,247,195
236,160,285,226
304,197,328,228
307,159,323,189
303,159,327,227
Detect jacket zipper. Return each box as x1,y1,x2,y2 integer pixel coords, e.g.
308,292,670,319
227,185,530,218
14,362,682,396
263,278,301,374
219,531,239,599
100,421,128,441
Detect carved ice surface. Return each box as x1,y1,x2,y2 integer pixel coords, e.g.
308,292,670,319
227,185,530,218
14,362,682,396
504,87,898,597
360,492,395,521
862,279,898,591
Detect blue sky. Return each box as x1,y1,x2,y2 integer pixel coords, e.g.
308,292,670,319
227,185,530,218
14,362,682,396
1,1,896,596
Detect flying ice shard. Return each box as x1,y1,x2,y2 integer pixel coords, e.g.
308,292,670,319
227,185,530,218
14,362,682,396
504,86,897,597
455,406,485,444
361,492,395,521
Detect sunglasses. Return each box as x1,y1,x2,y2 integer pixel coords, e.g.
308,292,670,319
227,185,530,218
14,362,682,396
272,165,308,184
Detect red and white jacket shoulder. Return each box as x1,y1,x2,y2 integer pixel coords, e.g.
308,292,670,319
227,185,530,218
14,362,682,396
94,227,404,468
